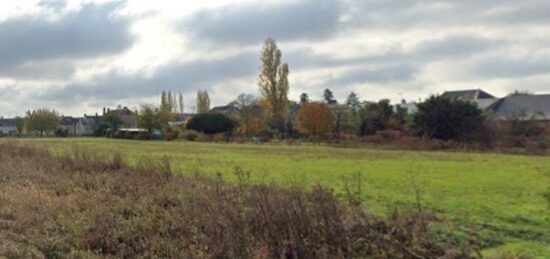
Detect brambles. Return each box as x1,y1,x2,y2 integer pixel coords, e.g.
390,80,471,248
0,142,469,258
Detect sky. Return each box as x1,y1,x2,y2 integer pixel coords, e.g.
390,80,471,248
1,0,550,117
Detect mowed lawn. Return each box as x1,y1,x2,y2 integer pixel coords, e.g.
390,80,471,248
8,138,550,257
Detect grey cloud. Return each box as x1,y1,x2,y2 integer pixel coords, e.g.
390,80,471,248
413,35,502,60
0,1,133,69
325,65,418,87
473,57,550,79
34,51,260,103
0,59,75,79
181,0,343,45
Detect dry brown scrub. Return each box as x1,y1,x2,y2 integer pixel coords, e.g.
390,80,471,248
0,142,469,258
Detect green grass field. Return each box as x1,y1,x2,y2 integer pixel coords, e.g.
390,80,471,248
7,138,550,257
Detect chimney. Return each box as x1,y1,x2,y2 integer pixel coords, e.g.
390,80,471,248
103,107,106,115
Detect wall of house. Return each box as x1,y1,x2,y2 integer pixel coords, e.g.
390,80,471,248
0,126,17,136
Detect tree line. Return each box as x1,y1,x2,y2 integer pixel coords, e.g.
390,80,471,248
12,37,547,151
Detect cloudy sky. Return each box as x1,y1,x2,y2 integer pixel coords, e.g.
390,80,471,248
1,0,550,116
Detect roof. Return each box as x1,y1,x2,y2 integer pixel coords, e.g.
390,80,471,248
110,106,134,116
487,94,550,120
0,118,18,127
59,116,77,125
210,105,240,115
79,118,98,127
441,89,496,100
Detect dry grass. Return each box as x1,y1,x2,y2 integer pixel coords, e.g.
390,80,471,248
0,141,470,258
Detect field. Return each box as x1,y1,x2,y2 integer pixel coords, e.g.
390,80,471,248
7,138,550,257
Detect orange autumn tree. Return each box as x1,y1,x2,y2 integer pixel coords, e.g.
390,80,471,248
296,102,333,142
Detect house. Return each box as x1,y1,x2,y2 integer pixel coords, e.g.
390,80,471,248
394,101,418,114
59,116,78,136
0,118,19,136
487,94,550,121
75,114,101,136
441,89,499,109
210,105,240,117
104,106,137,128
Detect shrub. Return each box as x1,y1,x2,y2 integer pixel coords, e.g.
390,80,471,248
180,130,200,141
163,127,180,141
187,113,236,136
412,95,489,142
0,142,470,258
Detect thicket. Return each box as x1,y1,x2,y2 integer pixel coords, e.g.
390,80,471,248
0,142,471,258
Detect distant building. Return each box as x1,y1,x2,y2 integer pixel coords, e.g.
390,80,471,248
210,105,240,117
75,114,101,136
487,94,550,121
0,118,18,136
440,89,549,121
104,106,137,128
394,102,418,114
169,113,195,128
441,89,499,109
59,116,78,136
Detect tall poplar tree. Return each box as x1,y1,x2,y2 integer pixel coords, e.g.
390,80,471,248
258,37,289,135
196,89,210,114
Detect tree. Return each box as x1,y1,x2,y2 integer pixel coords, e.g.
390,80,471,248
296,102,333,142
323,88,337,104
299,93,310,106
232,94,266,136
345,91,361,113
508,90,533,96
358,100,393,135
14,116,24,134
258,37,289,135
411,95,485,141
97,112,124,135
178,93,184,114
196,89,211,113
24,108,59,137
330,104,357,142
187,113,236,137
137,105,165,133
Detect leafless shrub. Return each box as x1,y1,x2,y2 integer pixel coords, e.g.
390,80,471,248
0,142,472,258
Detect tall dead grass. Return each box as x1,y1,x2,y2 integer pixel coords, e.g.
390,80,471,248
0,142,470,258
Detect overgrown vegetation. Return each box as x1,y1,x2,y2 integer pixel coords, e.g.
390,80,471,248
0,142,472,258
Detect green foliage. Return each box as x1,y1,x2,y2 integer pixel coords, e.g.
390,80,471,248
358,99,393,135
345,91,361,113
97,112,124,135
180,130,200,141
137,105,166,133
330,104,358,139
412,95,485,141
299,92,309,106
24,108,59,136
187,113,236,135
323,88,337,104
508,119,545,138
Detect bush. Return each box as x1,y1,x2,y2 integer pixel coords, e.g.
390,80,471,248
187,113,236,135
0,142,471,258
163,127,180,141
412,95,489,143
180,130,200,141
